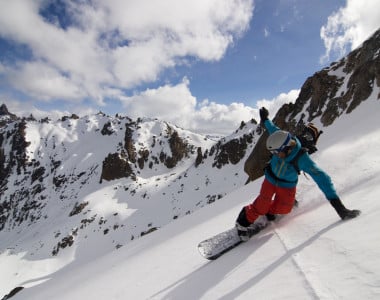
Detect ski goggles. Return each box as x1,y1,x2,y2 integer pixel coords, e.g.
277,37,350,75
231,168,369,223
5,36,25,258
269,146,292,155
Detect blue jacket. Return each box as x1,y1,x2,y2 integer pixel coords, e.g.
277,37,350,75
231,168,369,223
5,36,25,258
264,120,338,200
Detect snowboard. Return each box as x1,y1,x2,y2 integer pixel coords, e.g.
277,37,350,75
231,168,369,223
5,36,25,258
198,202,300,260
197,223,268,260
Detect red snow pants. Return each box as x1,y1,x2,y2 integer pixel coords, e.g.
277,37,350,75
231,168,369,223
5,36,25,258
245,179,296,223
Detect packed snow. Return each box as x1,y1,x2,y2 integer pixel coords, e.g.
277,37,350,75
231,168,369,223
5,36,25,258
1,94,380,299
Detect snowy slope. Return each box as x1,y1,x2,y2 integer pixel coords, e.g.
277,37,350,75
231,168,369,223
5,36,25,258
3,90,380,299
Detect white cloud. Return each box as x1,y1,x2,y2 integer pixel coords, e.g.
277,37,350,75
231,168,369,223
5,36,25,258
7,61,87,101
0,0,254,103
120,78,196,128
256,89,299,117
121,79,299,135
2,96,98,121
192,100,257,135
3,98,68,120
320,0,380,63
120,78,256,135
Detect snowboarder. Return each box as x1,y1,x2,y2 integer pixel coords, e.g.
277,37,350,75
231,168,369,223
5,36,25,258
235,107,360,241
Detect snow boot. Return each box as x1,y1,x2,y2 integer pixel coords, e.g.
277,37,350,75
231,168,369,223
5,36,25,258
235,222,250,242
330,198,361,220
235,207,251,241
235,208,268,241
251,215,268,231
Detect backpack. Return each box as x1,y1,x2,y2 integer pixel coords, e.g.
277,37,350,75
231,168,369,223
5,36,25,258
290,123,323,174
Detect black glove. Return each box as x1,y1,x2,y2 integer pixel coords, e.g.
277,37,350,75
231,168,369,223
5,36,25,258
259,107,269,123
329,198,361,220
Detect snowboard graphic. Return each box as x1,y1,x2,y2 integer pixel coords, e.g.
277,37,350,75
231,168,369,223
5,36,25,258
197,228,242,260
197,224,268,260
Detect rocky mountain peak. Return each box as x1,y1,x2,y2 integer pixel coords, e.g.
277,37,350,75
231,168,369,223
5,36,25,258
0,104,10,115
0,104,18,127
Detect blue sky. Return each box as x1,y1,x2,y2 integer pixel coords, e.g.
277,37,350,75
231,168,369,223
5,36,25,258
179,0,345,105
0,0,379,135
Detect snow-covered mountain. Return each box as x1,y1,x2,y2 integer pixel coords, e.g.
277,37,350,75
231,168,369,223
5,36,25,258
0,109,260,259
0,29,379,300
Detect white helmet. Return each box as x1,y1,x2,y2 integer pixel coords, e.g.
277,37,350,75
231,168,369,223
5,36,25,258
266,130,292,152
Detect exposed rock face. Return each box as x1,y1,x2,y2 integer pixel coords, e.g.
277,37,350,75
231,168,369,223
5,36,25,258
208,119,257,170
100,153,135,182
0,104,15,117
212,132,254,169
101,122,115,135
0,104,9,114
244,27,380,182
195,147,203,167
124,123,137,163
163,128,189,168
0,120,30,190
98,121,193,181
0,104,18,128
